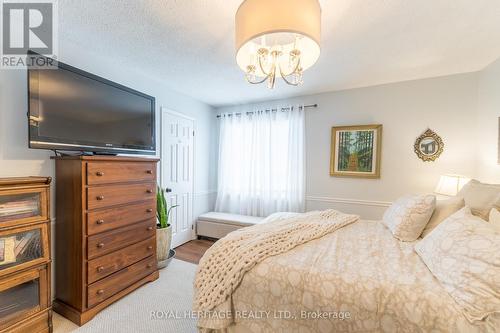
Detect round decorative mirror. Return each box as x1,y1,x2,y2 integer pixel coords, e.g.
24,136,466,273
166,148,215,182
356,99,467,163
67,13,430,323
414,129,444,162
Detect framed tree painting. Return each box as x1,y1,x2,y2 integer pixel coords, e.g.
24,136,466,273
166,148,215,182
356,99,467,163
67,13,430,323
330,124,382,178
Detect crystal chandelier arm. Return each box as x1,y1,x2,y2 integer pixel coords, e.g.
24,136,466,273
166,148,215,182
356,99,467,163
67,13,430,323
279,56,301,77
281,75,300,87
245,74,269,85
258,55,270,77
279,57,302,86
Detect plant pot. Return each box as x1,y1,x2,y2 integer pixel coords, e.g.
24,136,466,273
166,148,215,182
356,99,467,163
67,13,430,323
158,249,176,269
156,225,172,263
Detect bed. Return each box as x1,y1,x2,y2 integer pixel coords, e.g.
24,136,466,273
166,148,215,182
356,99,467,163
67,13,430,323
195,215,500,332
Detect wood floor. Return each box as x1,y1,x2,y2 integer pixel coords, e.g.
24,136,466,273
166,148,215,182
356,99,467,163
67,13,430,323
174,239,215,264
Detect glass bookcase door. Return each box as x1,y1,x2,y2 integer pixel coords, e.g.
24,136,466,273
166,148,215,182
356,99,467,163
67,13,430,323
0,225,48,276
0,278,40,325
0,267,48,329
0,189,48,226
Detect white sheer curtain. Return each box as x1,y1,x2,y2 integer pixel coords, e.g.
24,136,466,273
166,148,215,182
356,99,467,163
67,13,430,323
215,105,305,217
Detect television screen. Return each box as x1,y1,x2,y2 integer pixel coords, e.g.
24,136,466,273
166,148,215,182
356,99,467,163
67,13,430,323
28,57,155,155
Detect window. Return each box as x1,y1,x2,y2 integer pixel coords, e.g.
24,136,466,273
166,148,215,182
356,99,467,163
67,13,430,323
215,106,305,217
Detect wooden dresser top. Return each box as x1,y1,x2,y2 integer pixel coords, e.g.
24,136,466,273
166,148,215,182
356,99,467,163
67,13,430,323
51,156,159,162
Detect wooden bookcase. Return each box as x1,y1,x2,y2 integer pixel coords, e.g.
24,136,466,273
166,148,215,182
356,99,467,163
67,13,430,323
0,177,52,333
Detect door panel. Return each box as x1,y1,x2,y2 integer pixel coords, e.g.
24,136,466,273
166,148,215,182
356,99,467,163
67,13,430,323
161,110,194,248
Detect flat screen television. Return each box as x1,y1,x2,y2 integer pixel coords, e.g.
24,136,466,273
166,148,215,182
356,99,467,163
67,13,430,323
28,54,156,155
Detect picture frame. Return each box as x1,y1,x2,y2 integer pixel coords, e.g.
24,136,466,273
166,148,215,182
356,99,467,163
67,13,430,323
330,124,382,178
414,129,444,162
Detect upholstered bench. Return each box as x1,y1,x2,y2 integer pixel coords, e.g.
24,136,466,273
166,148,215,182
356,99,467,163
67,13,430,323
197,212,265,239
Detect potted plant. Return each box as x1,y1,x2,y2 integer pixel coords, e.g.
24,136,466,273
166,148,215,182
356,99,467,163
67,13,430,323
156,186,178,268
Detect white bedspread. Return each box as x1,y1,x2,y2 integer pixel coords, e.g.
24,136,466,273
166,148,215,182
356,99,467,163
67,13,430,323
194,210,358,330
201,218,499,332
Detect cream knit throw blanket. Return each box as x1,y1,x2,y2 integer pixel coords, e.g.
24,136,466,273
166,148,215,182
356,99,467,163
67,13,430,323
193,209,359,314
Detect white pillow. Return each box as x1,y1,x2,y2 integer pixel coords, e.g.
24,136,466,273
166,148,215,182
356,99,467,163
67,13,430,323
415,207,500,323
383,194,436,241
421,197,465,238
457,179,500,220
489,208,500,231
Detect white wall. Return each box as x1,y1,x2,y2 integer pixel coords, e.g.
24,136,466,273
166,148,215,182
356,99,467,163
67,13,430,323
216,73,480,219
476,58,500,183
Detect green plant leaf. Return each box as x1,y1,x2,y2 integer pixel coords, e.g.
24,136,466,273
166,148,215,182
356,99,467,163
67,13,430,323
156,185,180,229
157,186,167,229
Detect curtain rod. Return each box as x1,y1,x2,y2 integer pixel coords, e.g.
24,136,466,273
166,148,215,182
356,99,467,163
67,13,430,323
216,104,318,118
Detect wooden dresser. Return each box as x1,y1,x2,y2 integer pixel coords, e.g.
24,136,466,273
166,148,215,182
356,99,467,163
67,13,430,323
0,177,52,333
52,156,160,325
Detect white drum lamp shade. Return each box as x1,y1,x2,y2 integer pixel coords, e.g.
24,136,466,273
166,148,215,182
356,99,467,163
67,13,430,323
434,175,471,196
235,0,321,84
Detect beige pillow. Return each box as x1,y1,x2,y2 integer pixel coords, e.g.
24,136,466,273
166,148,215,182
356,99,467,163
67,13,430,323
415,207,500,323
490,208,500,231
457,179,500,220
421,197,465,238
383,194,436,241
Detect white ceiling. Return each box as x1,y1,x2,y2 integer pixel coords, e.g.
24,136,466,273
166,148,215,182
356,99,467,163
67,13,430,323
60,0,500,107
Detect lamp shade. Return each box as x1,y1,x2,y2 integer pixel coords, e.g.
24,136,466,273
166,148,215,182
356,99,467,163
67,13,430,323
434,175,471,196
235,0,321,76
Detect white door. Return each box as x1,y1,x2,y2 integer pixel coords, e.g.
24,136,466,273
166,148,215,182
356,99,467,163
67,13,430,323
161,108,195,248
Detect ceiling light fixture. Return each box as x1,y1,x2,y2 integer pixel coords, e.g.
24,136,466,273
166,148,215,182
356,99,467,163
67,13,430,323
235,0,321,89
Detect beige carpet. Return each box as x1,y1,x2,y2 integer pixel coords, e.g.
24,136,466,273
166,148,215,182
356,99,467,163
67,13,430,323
53,259,198,333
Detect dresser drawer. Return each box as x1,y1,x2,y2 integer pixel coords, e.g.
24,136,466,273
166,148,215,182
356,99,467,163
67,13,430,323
87,201,156,235
87,220,155,259
87,256,155,308
88,237,155,284
87,162,156,185
87,183,156,210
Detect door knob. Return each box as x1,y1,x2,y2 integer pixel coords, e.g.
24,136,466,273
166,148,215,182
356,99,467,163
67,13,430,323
96,195,104,200
97,243,105,248
165,188,172,193
146,208,153,213
146,189,153,194
96,171,104,176
97,219,105,225
97,289,105,295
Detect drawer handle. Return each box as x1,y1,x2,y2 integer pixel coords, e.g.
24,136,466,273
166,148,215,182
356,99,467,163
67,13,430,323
97,266,105,272
147,226,153,231
96,171,104,176
97,219,105,225
146,170,153,174
146,189,153,194
146,208,153,213
147,246,153,250
147,263,153,268
97,243,105,248
96,195,105,201
97,289,105,295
